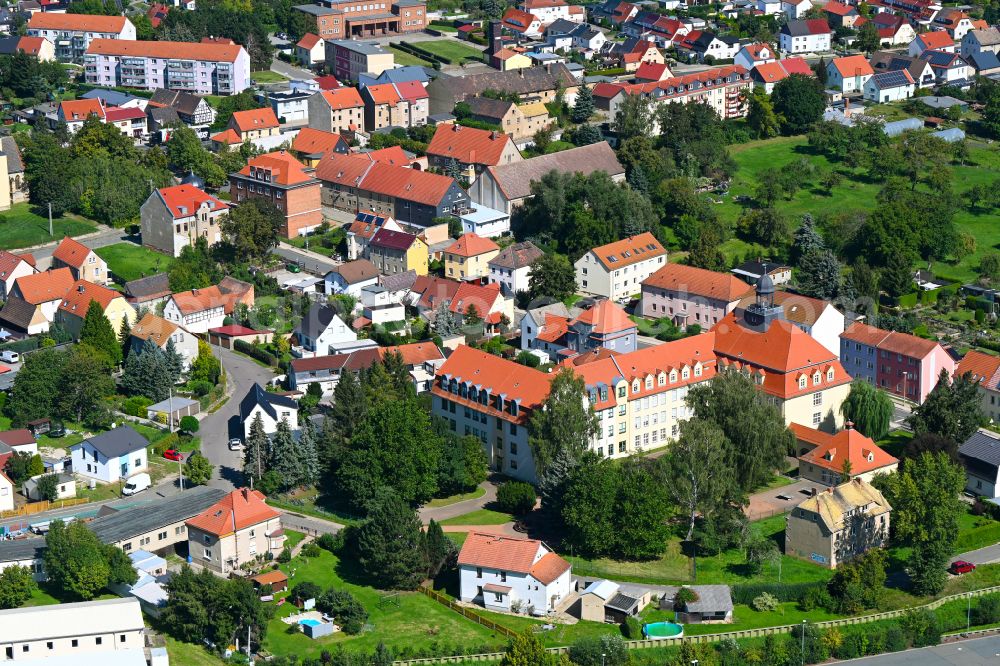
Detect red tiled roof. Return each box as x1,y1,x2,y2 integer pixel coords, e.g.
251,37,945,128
957,349,1000,389
158,184,228,219
595,65,749,103
393,79,429,102
52,236,93,269
28,12,128,32
317,153,457,207
365,145,411,167
793,423,899,475
208,324,266,336
572,299,633,335
231,107,279,133
371,228,420,251
917,31,955,49
186,488,279,537
60,98,104,122
0,250,32,281
502,7,539,32
587,232,666,271
318,88,364,110
427,123,517,167
17,36,46,56
211,128,241,145
147,2,168,27
14,268,74,305
824,2,857,16
434,345,551,418
0,429,35,447
458,532,562,577
297,32,322,49
365,82,402,105
131,312,178,347
530,552,572,584
831,54,874,77
170,285,225,315
104,106,146,122
86,38,244,62
238,151,315,186
643,263,753,302
292,127,346,157
742,42,775,61
58,279,122,317
445,232,500,258
411,275,462,309
314,75,341,90
635,61,670,81
449,281,502,316
800,18,832,34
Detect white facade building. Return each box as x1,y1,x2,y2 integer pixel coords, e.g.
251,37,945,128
238,383,299,439
574,232,667,302
69,426,149,485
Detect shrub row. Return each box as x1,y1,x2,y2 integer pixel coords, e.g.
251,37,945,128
234,339,278,367
731,581,827,605
0,337,39,353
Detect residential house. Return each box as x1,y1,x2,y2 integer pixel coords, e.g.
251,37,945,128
674,31,740,62
361,80,429,130
488,241,543,297
734,42,777,71
522,0,585,23
316,152,472,228
323,259,380,297
466,97,554,142
291,127,350,166
425,64,579,115
469,141,624,215
104,106,147,144
712,283,852,431
130,311,198,369
307,88,366,134
51,235,108,285
324,40,395,82
445,232,501,280
523,298,637,360
0,471,11,512
69,425,149,484
909,30,956,56
779,19,832,54
346,210,403,260
956,349,1000,422
22,471,75,502
427,123,522,183
864,69,916,102
575,232,667,302
239,383,298,438
959,428,1000,497
840,321,955,404
257,88,311,125
207,324,273,350
367,228,429,276
215,108,280,147
966,50,1000,75
546,18,606,52
792,422,899,485
592,66,751,122
58,98,105,134
640,263,753,329
289,341,444,395
869,51,937,87
164,278,254,334
458,532,572,613
55,279,136,338
827,54,874,93
141,184,229,257
27,12,135,62
492,47,532,72
592,0,639,25
961,27,1000,58
294,0,426,42
0,249,35,301
634,61,674,82
750,57,815,93
359,64,431,87
294,302,358,358
824,1,861,28
84,39,251,95
186,488,284,574
0,35,54,61
782,0,813,19
502,7,544,37
296,32,325,66
123,273,171,308
785,479,892,568
0,267,74,335
147,88,216,126
230,151,323,238
872,13,916,46
932,7,975,40
1,136,27,208
448,281,511,333
919,49,973,86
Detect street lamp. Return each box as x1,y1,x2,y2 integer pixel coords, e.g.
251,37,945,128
691,660,698,666
801,620,807,665
601,653,606,666
968,592,972,632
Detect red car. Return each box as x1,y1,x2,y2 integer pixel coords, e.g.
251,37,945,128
163,449,183,461
950,560,976,575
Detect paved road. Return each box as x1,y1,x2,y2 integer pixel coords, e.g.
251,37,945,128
951,541,1000,567
199,345,278,491
270,57,314,81
840,634,1000,666
273,243,339,276
15,226,128,269
418,480,498,524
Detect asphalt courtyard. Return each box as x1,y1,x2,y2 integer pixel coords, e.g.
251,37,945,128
841,635,1000,666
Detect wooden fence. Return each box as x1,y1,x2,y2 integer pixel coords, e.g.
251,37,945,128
418,587,517,640
0,497,89,519
393,585,1000,666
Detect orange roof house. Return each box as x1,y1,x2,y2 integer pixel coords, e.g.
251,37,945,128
445,232,501,259
28,12,130,33
51,236,108,285
85,38,244,63
290,127,349,165
912,29,955,52
444,233,501,280
641,263,754,325
426,123,522,179
828,54,874,91
210,128,242,148
10,268,75,305
58,98,105,124
792,422,899,484
228,107,280,140
55,279,135,336
296,33,322,50
186,488,285,574
0,267,78,335
231,151,323,238
574,232,667,302
457,533,571,612
529,299,638,361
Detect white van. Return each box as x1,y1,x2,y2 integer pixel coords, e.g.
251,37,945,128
122,472,151,496
0,351,20,363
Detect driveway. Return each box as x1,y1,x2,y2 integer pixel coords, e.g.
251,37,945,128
419,481,497,524
199,345,278,491
839,634,1000,666
951,542,1000,567
14,226,128,269
270,57,313,81
745,479,818,521
274,242,339,276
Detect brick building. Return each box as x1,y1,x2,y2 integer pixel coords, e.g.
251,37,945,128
229,151,323,238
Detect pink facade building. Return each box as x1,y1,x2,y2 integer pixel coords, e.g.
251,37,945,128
640,263,754,329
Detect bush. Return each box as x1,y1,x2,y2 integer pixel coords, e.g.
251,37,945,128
234,339,278,366
189,380,213,397
732,581,825,605
496,481,537,515
622,615,642,639
290,581,322,603
317,588,368,634
178,415,199,435
316,532,342,553
123,396,152,418
303,543,322,558
752,592,779,612
673,587,698,611
798,585,833,612
975,594,1000,625
277,546,292,564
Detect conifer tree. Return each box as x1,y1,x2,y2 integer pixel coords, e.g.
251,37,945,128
243,413,270,485
79,300,122,365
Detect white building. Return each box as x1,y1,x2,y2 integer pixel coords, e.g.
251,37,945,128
488,241,543,298
0,471,12,512
0,250,36,301
782,0,813,19
163,288,226,334
323,259,379,298
734,42,777,71
238,383,298,439
574,232,667,302
779,19,832,54
129,312,199,371
293,303,356,358
259,88,311,124
826,55,874,93
69,426,149,485
864,69,916,102
458,532,572,614
27,12,135,62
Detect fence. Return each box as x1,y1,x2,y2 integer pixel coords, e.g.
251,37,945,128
0,497,89,519
418,587,517,640
392,585,1000,666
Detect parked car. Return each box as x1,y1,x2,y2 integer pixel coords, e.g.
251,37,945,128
0,350,20,363
122,472,151,496
287,263,302,273
48,422,65,438
163,448,183,461
950,560,976,575
228,437,243,451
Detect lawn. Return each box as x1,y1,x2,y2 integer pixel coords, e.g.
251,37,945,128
412,39,484,65
284,528,306,551
639,601,841,635
719,136,1000,283
165,637,227,666
0,203,97,251
479,610,622,647
263,548,507,660
251,70,289,83
389,45,432,67
439,508,513,526
567,515,833,586
425,487,487,508
95,242,174,283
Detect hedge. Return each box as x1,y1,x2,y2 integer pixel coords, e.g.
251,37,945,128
233,339,278,367
954,519,1000,552
0,337,39,353
897,291,919,309
731,581,827,605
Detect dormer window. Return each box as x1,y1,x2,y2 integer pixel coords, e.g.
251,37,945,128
827,368,835,381
681,367,690,380
669,371,677,383
694,364,702,377
813,372,821,386
658,373,666,386
632,380,640,393
645,377,653,389
798,376,807,389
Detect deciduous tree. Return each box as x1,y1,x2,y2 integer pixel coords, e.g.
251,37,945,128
0,565,36,609
529,369,599,477
220,199,281,261
771,74,825,135
665,418,734,541
908,370,983,444
841,380,893,441
528,253,576,302
184,454,214,486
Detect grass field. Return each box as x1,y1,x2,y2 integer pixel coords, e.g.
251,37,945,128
389,45,433,67
0,203,97,251
719,136,1000,283
413,39,484,64
426,487,487,507
439,508,513,526
95,242,173,283
251,70,289,83
165,637,227,666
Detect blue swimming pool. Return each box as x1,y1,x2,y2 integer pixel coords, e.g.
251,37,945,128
299,618,322,627
643,621,684,639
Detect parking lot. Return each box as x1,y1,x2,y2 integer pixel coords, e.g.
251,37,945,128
746,479,818,521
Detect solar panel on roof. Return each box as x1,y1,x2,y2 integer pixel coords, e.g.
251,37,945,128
874,70,911,88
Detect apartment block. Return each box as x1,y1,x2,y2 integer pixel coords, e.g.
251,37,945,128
27,12,135,62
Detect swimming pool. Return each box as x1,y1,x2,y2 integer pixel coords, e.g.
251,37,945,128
643,621,684,639
299,618,322,627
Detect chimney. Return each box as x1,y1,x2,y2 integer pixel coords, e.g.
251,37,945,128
192,288,198,295
77,285,84,293
811,487,817,496
490,130,498,140
845,420,854,430
519,68,525,77
242,487,251,500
